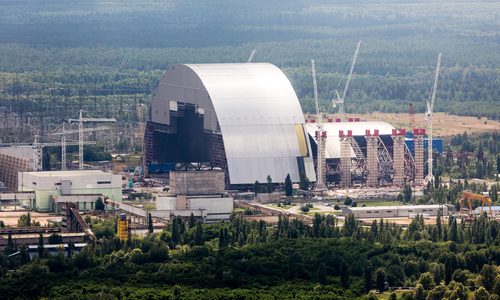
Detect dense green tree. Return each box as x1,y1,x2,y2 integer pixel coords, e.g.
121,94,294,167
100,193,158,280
266,175,273,194
147,213,153,234
473,286,490,300
479,264,496,291
95,198,105,211
48,234,63,244
284,174,293,197
375,268,386,292
253,180,261,196
418,272,435,290
414,284,425,300
403,185,412,203
38,233,44,258
194,222,205,246
364,262,373,292
317,262,327,284
189,213,196,228
17,213,31,227
299,173,310,190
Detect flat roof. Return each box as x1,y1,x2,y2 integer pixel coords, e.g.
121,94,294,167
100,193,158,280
346,205,444,211
27,243,88,249
21,170,109,177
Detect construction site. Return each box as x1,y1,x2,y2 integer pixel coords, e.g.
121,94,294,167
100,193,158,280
0,46,499,251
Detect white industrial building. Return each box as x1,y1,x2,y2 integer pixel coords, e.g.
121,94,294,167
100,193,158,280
18,170,122,211
342,204,448,219
156,194,233,222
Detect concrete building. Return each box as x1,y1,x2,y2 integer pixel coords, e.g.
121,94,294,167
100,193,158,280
156,170,233,222
0,144,35,191
18,170,122,211
342,204,448,219
146,63,316,187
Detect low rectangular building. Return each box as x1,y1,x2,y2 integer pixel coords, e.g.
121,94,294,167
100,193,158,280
18,170,122,211
156,194,233,222
342,204,448,219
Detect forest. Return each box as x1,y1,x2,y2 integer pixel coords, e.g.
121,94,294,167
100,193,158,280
0,211,499,299
0,0,498,142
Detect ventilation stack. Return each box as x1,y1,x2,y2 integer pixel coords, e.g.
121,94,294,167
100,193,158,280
339,130,352,188
365,129,379,187
413,128,425,186
392,129,406,187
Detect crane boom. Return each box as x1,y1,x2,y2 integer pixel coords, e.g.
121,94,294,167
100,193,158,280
311,59,326,191
247,49,257,63
341,41,362,101
425,53,441,184
311,59,321,122
332,41,361,120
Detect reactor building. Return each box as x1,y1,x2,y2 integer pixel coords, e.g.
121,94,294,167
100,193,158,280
145,62,442,189
145,63,317,188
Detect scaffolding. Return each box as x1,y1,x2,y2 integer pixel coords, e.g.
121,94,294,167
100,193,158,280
365,130,379,187
392,129,406,187
339,130,352,187
413,128,425,186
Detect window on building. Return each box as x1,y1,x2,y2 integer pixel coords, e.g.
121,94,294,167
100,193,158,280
97,181,111,184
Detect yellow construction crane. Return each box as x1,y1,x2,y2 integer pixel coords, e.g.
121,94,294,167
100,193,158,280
459,191,493,216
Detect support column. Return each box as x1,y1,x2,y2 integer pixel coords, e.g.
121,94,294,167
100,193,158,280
365,130,379,187
413,128,425,186
392,129,406,187
339,130,351,188
315,129,327,190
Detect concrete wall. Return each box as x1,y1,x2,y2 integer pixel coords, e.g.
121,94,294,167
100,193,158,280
0,153,30,191
170,170,225,195
156,196,177,210
188,196,233,221
256,192,281,204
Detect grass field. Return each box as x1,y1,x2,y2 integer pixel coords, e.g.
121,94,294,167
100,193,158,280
325,112,500,137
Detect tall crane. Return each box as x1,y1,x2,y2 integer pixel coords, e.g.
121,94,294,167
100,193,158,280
332,41,361,121
50,124,110,170
32,135,96,171
311,59,327,191
68,110,116,170
425,53,441,184
247,49,257,63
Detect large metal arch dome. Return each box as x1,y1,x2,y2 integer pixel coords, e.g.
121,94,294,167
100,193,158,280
149,63,316,185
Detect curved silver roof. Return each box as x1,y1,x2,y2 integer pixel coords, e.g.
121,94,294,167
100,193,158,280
304,121,395,159
151,63,316,185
